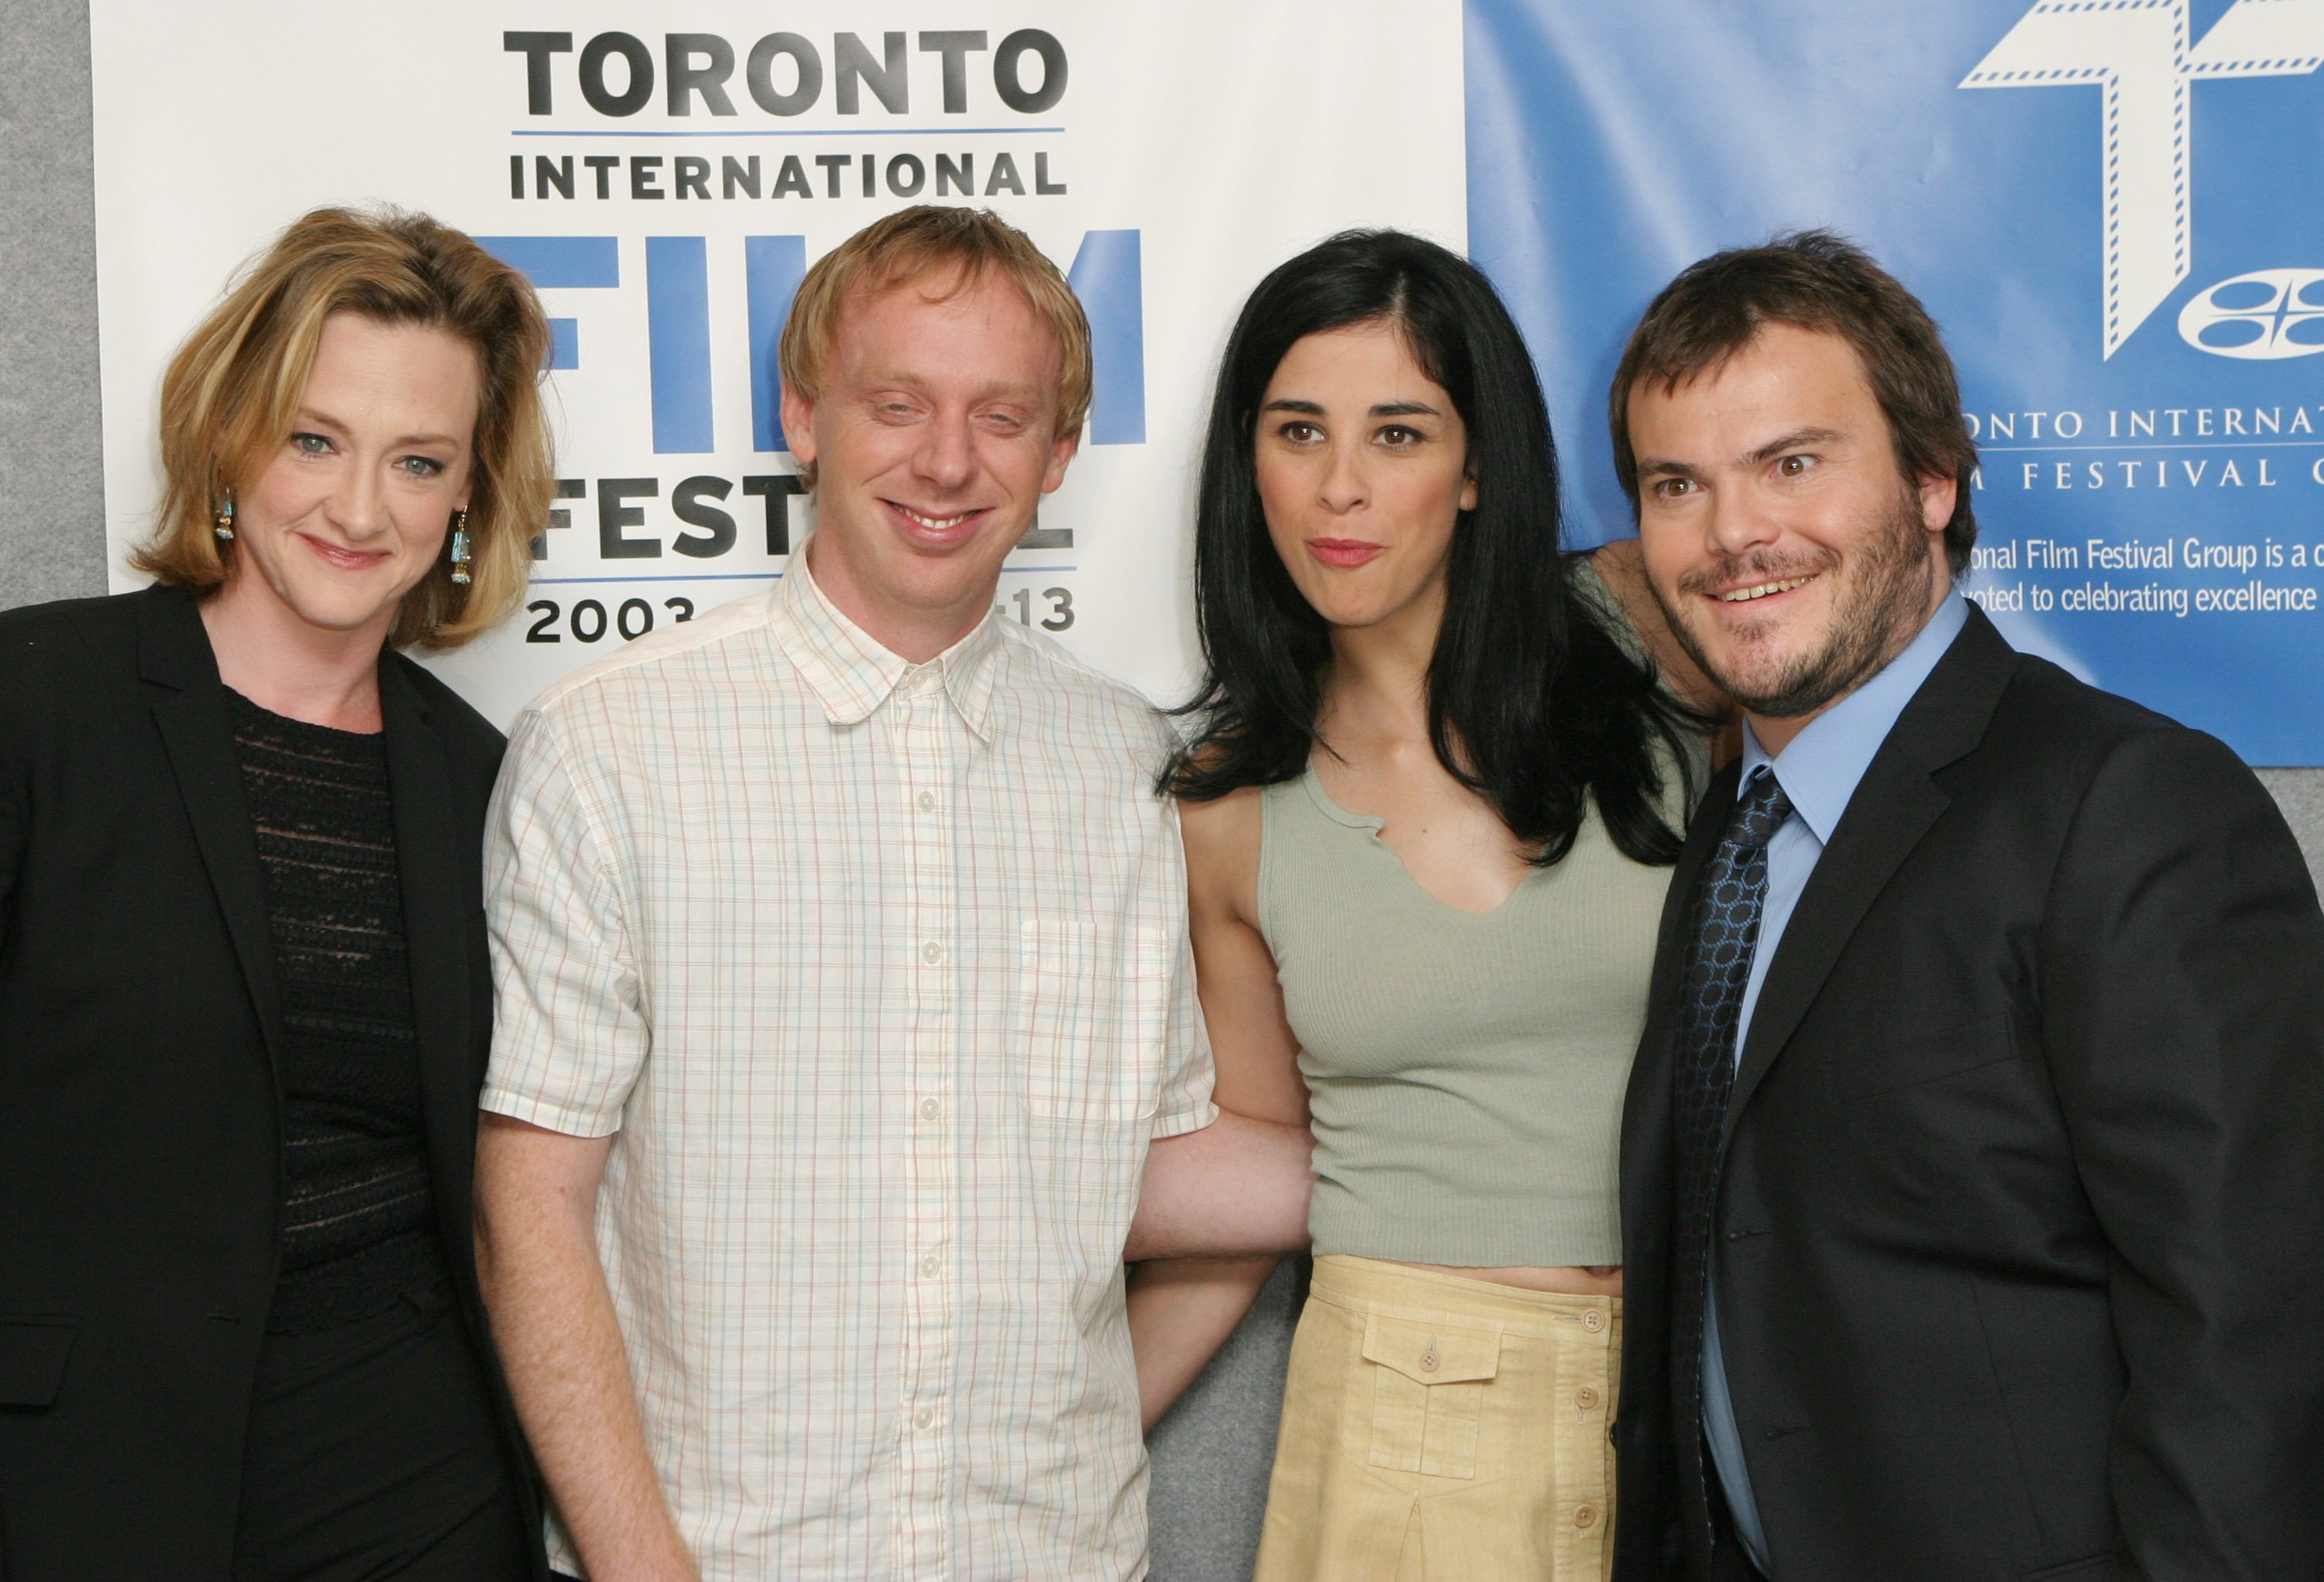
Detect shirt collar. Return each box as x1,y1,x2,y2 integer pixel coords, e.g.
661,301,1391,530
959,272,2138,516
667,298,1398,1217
1740,592,1969,844
772,540,1006,741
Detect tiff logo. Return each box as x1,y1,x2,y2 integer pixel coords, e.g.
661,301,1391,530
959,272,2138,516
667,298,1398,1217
1963,0,2324,358
2178,267,2324,358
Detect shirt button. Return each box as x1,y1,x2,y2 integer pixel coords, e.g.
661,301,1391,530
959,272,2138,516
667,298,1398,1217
1574,1505,1597,1529
914,1408,933,1429
1582,1309,1606,1333
1576,1386,1600,1411
916,789,937,812
921,941,943,965
920,1254,941,1278
918,1097,940,1121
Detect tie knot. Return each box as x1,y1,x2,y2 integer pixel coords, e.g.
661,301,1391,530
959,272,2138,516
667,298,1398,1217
1731,769,1793,850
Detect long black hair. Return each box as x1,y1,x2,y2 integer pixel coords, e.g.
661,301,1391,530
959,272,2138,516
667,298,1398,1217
1164,229,1697,867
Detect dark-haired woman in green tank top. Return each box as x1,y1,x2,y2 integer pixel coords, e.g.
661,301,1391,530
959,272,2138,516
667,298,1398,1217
1128,231,1724,1580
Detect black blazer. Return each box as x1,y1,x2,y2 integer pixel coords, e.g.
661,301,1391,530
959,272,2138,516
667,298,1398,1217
1614,607,2324,1582
0,586,545,1579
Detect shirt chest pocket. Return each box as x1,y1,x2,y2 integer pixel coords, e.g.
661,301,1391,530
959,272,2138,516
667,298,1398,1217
1017,917,1168,1126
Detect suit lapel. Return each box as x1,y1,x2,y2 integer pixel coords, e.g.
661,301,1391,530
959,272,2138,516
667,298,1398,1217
379,658,476,1222
139,589,285,1078
1720,608,2020,1151
1720,768,1948,1147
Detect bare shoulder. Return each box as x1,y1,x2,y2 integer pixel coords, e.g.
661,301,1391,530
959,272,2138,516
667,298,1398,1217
1176,784,1263,926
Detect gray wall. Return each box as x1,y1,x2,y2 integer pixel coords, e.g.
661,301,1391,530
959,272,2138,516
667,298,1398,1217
5,6,2317,1580
0,0,105,607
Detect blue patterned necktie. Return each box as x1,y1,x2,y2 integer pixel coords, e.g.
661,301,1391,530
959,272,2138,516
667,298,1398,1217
1668,767,1793,1543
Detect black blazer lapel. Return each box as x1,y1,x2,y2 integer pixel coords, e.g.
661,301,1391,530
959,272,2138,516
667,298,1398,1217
378,657,479,1240
139,589,284,1078
1721,607,2020,1150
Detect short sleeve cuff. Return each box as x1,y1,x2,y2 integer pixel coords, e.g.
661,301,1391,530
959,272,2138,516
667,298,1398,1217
1149,1098,1219,1141
479,1083,624,1140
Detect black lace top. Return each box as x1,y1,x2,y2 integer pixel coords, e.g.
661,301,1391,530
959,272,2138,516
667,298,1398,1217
229,693,450,1333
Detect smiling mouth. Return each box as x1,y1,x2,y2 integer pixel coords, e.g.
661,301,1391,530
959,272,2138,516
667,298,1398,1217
887,501,987,534
1717,573,1817,603
298,534,390,570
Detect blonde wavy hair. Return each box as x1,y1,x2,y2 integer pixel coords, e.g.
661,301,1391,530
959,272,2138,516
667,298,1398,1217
136,206,554,651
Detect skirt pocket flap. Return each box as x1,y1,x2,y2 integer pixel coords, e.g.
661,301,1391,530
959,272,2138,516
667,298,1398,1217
1361,1315,1501,1386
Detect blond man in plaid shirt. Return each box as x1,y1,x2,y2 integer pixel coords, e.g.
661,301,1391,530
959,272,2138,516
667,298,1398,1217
473,207,1308,1582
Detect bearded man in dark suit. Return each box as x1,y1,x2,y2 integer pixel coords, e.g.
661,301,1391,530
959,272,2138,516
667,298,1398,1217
1607,230,2324,1582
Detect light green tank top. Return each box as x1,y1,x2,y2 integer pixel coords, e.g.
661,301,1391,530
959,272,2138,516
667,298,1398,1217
1257,571,1695,1267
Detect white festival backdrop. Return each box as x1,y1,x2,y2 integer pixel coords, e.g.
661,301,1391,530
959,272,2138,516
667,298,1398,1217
91,1,1466,726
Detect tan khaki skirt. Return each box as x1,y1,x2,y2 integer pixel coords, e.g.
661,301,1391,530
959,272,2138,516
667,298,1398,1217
1254,1255,1622,1582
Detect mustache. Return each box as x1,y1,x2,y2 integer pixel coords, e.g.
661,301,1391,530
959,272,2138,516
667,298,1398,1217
1675,547,1838,600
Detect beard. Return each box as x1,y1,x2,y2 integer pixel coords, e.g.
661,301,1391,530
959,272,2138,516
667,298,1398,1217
1653,490,1939,722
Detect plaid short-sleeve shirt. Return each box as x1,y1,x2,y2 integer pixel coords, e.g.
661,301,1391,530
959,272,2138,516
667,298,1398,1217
481,552,1215,1580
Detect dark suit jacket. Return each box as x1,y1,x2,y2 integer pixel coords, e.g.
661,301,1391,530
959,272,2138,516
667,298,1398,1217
0,586,545,1580
1614,606,2324,1582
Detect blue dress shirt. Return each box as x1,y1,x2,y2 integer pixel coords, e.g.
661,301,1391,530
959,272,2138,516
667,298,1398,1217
1701,593,1970,1571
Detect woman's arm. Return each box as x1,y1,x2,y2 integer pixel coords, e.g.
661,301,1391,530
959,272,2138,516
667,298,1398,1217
1129,1256,1281,1430
1126,787,1312,1426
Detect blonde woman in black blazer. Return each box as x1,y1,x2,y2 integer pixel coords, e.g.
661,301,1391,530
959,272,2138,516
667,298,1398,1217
0,208,555,1580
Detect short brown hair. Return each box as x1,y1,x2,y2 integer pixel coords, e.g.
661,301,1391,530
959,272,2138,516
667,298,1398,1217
776,205,1092,484
137,206,555,650
1608,229,1978,575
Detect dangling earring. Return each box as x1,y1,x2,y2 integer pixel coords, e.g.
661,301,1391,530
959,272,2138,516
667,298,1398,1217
214,490,235,542
449,510,473,586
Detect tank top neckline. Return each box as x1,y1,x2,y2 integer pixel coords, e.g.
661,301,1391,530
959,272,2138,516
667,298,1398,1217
1294,762,1549,920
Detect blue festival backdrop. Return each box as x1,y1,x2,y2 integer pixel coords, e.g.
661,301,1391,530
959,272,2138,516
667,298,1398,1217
1466,0,2324,765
